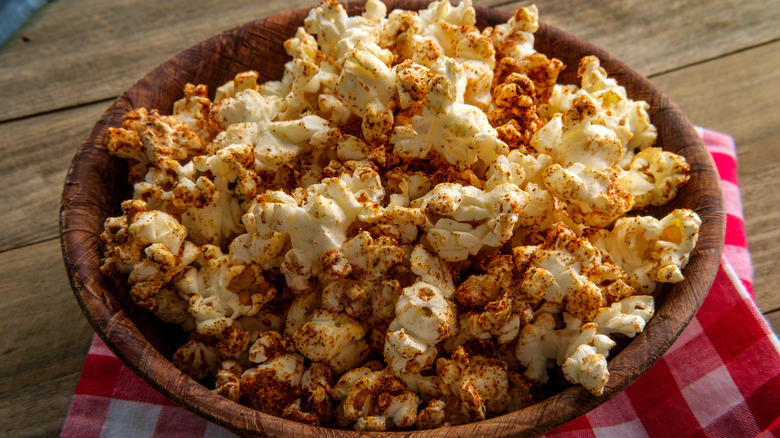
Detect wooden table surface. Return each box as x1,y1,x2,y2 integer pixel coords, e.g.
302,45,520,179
0,0,778,436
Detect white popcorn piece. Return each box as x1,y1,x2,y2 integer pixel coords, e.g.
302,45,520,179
384,282,456,375
595,295,655,338
591,209,701,293
391,58,509,169
176,245,276,336
561,323,617,396
531,93,627,171
412,182,528,261
542,162,633,229
617,147,690,208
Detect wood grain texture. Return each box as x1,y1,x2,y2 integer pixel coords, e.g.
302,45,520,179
0,239,93,435
0,102,109,253
766,311,780,337
60,1,725,436
488,0,780,76
0,372,83,438
650,41,780,313
2,0,779,122
0,0,320,123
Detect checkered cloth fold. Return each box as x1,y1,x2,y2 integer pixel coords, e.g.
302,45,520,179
61,129,780,438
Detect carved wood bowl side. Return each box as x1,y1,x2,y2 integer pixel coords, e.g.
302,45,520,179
60,1,725,436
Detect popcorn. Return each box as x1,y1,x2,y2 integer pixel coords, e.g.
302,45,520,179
437,347,509,422
412,182,528,261
101,0,701,430
561,322,616,395
590,209,701,293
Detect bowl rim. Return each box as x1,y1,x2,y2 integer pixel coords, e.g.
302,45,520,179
60,1,726,436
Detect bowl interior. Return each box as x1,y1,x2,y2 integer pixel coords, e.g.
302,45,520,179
60,1,725,436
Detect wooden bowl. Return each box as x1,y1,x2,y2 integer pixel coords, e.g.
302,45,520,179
60,1,726,436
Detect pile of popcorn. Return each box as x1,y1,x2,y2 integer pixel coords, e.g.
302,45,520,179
99,0,701,430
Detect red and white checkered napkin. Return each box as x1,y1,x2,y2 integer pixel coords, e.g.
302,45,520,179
61,129,780,438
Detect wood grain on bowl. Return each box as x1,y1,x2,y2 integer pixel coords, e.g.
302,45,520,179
60,1,725,436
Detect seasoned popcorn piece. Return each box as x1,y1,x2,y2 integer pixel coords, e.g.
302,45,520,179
412,182,528,261
404,0,495,108
561,322,616,396
336,46,397,141
594,295,655,338
172,337,220,382
215,70,262,102
513,223,636,321
319,232,406,339
176,245,277,336
391,58,509,169
172,83,222,144
246,166,385,290
590,209,701,293
578,56,657,163
514,311,583,384
488,73,542,150
409,244,455,297
454,255,535,345
384,281,456,375
214,361,242,402
542,163,633,229
341,369,420,431
283,362,335,425
240,331,306,416
293,309,370,374
437,347,509,422
617,147,690,208
531,93,628,171
106,108,204,168
100,200,200,311
304,0,387,64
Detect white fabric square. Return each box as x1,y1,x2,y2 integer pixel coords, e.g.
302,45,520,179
100,399,161,438
667,317,704,354
593,419,649,438
586,392,640,427
681,365,743,427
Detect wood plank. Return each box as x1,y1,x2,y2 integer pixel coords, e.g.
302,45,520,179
0,0,319,122
765,310,780,338
650,41,780,315
2,0,779,122
0,372,83,438
0,238,94,394
0,101,110,253
486,0,780,76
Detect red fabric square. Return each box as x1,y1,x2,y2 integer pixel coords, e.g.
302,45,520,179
113,365,172,405
727,337,780,398
153,404,209,437
625,359,681,412
74,353,123,397
704,300,765,364
725,214,747,248
694,269,742,329
745,374,780,430
636,393,705,438
711,152,738,184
